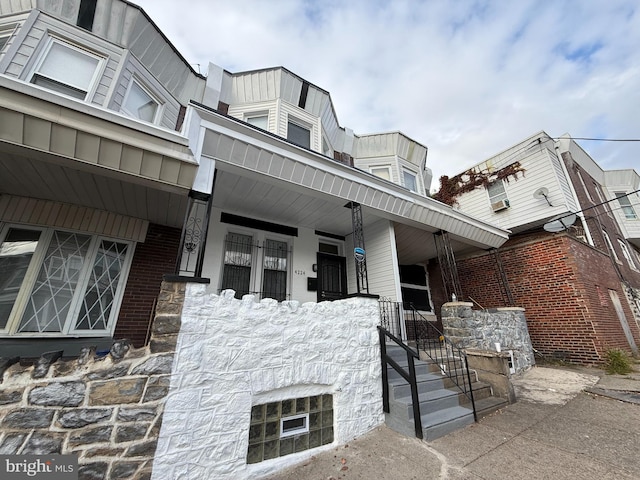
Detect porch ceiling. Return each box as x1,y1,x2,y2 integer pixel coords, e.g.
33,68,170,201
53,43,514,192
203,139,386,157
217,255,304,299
0,145,189,228
213,169,356,235
0,78,197,228
213,169,487,263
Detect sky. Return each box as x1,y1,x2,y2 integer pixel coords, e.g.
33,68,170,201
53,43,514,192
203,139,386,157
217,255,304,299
134,0,640,190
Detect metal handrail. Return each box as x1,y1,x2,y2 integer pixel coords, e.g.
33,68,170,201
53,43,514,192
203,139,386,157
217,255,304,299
378,299,477,422
406,304,477,421
378,326,423,439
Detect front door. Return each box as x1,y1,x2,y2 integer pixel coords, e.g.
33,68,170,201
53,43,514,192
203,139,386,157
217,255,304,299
317,253,347,302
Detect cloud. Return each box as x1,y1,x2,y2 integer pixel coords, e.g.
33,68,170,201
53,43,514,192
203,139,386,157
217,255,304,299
134,0,640,186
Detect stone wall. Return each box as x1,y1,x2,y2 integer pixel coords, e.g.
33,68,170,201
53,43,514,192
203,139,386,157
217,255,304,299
152,285,384,480
0,281,185,480
441,302,535,374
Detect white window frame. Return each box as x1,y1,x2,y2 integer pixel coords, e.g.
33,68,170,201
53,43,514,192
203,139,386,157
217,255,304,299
370,166,392,181
619,240,638,271
245,112,270,131
219,228,292,302
318,240,343,256
280,413,309,438
121,77,163,124
0,225,134,337
577,171,593,202
29,36,104,101
615,192,638,220
402,168,418,192
286,116,312,150
0,24,18,53
593,183,613,218
487,179,508,203
322,136,333,158
602,230,619,263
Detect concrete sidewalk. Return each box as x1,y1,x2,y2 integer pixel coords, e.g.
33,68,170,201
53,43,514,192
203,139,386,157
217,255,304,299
265,366,640,479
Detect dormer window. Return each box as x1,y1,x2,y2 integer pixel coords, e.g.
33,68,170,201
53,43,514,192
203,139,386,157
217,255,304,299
246,114,269,130
402,169,418,192
122,79,161,123
287,120,311,149
371,166,391,181
30,38,102,100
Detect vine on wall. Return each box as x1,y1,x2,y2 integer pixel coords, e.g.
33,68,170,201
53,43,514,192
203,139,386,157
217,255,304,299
432,161,526,206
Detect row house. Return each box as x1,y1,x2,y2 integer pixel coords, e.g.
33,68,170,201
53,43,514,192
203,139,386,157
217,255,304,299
0,1,509,358
444,131,640,364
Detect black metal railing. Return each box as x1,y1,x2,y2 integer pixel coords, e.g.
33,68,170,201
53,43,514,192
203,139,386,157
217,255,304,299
378,299,477,422
378,326,423,439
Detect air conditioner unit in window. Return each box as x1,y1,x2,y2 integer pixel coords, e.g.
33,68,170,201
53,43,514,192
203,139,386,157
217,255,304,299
491,199,510,212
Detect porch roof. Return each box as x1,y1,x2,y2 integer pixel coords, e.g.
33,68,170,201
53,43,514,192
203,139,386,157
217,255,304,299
192,103,510,255
0,77,198,228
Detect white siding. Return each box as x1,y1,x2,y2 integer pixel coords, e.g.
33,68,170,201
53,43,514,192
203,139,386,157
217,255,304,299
0,0,34,15
230,69,280,104
455,147,577,231
277,100,322,153
226,100,278,133
0,194,148,241
346,219,399,300
3,12,123,107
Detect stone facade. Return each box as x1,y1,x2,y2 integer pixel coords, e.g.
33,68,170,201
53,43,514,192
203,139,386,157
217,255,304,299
152,285,384,480
441,302,535,374
0,281,185,480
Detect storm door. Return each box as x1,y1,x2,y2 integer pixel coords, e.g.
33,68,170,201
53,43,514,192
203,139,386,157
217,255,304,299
316,253,347,302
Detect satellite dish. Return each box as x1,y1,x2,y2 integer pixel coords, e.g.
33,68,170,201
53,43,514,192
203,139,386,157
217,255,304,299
543,213,577,232
533,187,553,206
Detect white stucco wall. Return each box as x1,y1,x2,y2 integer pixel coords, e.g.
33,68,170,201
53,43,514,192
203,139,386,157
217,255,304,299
152,284,384,480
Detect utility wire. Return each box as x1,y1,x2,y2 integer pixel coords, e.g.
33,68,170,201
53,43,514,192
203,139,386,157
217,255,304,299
550,136,640,142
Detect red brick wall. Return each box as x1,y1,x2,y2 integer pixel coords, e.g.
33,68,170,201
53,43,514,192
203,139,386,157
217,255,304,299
432,233,640,365
114,223,181,347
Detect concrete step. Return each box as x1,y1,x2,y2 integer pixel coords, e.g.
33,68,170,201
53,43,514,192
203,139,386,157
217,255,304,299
389,373,446,398
387,361,433,380
396,387,462,418
466,395,509,419
421,405,475,441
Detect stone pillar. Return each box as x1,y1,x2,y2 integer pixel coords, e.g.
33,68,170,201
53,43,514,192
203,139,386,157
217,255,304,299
441,302,535,374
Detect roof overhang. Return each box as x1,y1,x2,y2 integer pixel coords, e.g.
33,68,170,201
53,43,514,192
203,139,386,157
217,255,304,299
191,103,510,253
0,77,199,227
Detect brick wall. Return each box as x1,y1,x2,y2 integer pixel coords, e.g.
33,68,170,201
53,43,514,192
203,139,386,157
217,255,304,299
433,233,640,365
115,224,182,347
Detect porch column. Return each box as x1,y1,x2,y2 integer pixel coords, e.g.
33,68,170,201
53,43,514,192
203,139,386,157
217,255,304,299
176,190,213,278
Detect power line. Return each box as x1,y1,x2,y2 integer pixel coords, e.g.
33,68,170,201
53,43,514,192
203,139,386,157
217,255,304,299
550,136,640,143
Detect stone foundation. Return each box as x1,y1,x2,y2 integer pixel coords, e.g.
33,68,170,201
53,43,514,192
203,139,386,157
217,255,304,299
0,281,185,480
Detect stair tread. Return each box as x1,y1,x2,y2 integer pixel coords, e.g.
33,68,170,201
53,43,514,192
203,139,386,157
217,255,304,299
474,396,509,410
389,372,443,385
394,388,458,404
421,405,474,427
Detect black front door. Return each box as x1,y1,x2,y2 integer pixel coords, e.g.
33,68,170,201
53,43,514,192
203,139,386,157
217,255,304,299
317,253,347,302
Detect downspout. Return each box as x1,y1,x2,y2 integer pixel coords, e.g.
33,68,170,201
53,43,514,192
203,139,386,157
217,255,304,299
554,141,595,245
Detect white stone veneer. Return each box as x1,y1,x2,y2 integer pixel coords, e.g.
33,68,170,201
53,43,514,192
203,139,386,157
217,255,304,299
152,284,384,479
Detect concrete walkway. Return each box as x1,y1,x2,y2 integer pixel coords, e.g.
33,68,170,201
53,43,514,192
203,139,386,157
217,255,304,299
265,366,640,479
